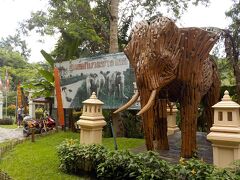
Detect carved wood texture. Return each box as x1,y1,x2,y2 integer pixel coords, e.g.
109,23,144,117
124,17,220,158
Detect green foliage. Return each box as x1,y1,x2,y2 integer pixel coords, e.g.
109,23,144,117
0,118,13,125
97,151,172,180
57,140,107,175
22,50,55,98
7,104,16,117
208,168,237,180
0,131,143,179
18,0,211,61
216,58,235,86
57,142,240,180
40,50,54,68
0,131,81,179
97,150,138,179
21,0,108,61
0,48,28,68
229,160,240,178
173,158,214,179
0,48,39,97
35,107,44,119
0,33,31,59
0,124,18,129
121,110,143,138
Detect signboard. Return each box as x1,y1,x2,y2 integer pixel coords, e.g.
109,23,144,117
55,52,138,109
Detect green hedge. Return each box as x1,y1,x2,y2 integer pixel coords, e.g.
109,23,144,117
57,139,240,179
57,139,107,176
0,118,13,125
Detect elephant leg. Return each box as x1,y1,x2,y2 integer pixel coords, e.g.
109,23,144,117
202,81,220,132
154,99,169,150
180,86,201,158
140,89,154,150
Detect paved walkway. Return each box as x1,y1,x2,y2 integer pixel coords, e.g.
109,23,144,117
0,127,24,143
132,131,213,164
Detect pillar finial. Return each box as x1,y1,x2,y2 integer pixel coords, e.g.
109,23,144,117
222,90,231,101
90,92,97,99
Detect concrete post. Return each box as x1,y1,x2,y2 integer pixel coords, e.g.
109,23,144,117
28,90,35,118
77,92,106,145
0,91,3,119
167,103,180,135
207,90,240,168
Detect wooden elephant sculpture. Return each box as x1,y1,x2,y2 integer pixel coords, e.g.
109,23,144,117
114,17,220,158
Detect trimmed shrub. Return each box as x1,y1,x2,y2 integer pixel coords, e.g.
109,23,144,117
7,104,16,117
227,160,240,179
35,108,44,119
208,168,237,180
97,151,172,180
97,150,139,179
57,139,107,176
0,118,13,125
57,140,239,179
172,158,214,179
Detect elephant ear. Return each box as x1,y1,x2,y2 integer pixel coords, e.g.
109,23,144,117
178,28,219,81
180,28,218,61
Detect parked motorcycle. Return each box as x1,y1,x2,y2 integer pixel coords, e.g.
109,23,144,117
40,116,56,134
22,116,42,137
22,116,56,137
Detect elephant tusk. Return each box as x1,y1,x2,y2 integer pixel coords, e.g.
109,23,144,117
113,91,140,114
137,90,157,116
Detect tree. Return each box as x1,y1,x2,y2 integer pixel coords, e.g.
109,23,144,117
19,0,210,60
109,0,119,53
0,33,31,59
22,50,55,98
107,0,210,53
224,1,240,103
20,0,108,61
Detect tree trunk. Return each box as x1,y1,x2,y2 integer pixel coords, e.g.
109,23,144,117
109,0,119,53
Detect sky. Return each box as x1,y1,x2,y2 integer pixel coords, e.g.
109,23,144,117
0,0,234,63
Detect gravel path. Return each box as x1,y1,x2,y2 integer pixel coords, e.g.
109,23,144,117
0,127,24,143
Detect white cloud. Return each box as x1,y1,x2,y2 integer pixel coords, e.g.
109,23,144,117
179,0,232,28
0,0,57,63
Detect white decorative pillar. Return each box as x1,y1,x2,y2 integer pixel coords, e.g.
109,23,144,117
167,103,180,135
77,92,106,145
207,90,240,168
0,91,3,119
28,90,35,118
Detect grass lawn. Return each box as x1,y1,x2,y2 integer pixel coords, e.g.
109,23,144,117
0,131,144,180
0,124,18,129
